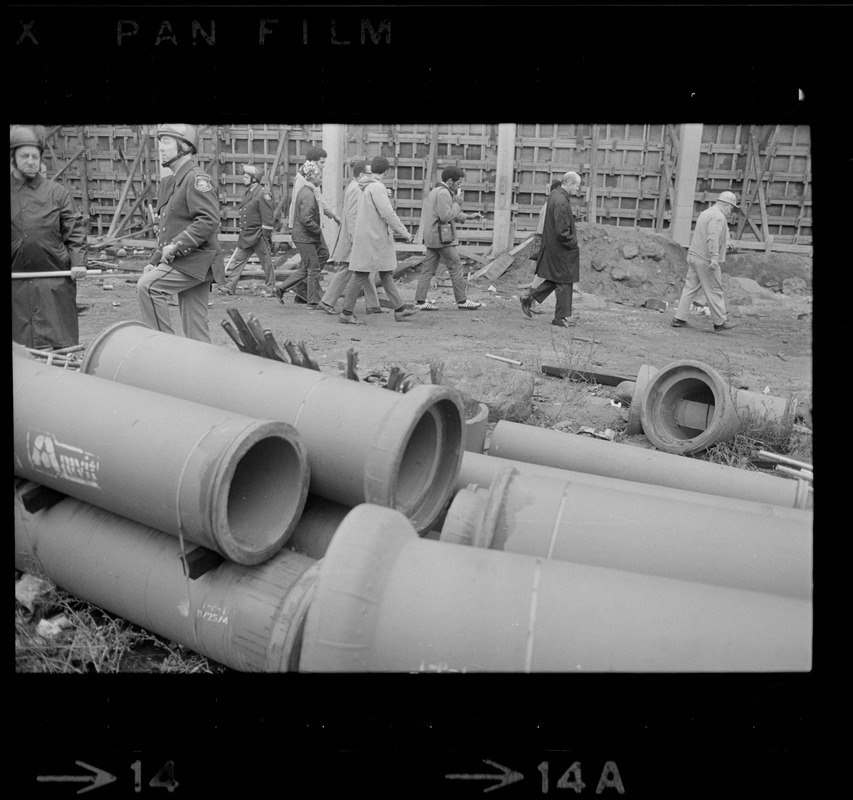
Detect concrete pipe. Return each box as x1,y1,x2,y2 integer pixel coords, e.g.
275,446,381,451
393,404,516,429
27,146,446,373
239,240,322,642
735,388,796,436
640,360,742,453
81,321,464,533
299,504,811,672
464,402,490,454
487,421,810,509
13,349,309,565
14,483,319,672
442,464,812,598
286,495,352,560
625,364,658,435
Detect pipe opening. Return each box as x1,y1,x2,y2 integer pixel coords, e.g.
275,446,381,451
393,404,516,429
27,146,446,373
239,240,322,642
226,437,304,553
395,406,442,515
656,378,716,441
388,395,464,532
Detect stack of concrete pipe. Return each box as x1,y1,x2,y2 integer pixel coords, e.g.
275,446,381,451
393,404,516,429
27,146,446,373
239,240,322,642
13,325,467,672
80,321,465,533
14,323,813,673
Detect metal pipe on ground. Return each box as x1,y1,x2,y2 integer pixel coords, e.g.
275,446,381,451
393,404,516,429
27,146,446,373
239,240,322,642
81,321,464,533
13,346,309,565
487,420,810,509
442,463,812,598
14,484,319,672
299,504,811,672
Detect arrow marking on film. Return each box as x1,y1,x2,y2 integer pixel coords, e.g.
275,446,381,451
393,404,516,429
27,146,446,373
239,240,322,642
37,761,117,794
446,759,525,793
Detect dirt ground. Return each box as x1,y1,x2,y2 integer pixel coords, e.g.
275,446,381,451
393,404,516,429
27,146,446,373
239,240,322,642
76,221,813,440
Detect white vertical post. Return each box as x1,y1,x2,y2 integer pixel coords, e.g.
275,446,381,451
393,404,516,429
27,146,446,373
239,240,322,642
670,123,703,247
321,124,346,245
492,123,517,254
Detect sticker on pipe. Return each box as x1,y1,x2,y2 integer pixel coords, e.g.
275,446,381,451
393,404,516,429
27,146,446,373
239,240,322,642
26,430,100,488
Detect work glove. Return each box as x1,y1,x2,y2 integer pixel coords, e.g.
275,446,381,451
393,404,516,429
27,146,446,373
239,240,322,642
70,266,88,281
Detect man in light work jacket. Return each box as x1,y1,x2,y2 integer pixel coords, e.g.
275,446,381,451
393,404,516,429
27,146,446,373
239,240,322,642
11,125,88,349
415,166,483,311
670,191,739,332
218,165,275,295
137,124,225,343
520,171,582,327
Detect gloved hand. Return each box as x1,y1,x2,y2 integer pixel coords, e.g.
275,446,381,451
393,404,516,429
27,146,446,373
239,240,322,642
160,243,178,263
70,266,88,281
143,263,157,274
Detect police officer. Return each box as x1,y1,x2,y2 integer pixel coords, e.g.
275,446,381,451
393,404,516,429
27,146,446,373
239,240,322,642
137,124,225,343
11,125,88,349
217,165,275,295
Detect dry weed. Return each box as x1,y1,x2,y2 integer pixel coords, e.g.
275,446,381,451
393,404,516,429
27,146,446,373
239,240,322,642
15,582,228,674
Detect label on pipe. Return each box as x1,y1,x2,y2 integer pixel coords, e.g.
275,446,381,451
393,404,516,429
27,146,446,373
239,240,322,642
26,429,101,489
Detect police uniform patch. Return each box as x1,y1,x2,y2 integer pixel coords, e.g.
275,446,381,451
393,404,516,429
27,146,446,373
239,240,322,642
194,175,212,192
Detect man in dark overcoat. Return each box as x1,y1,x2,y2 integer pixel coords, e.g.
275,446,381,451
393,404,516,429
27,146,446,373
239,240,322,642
11,125,88,349
520,171,582,327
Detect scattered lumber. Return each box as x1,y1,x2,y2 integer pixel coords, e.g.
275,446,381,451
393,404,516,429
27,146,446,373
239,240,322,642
485,354,522,366
470,235,538,282
540,364,637,385
346,349,360,381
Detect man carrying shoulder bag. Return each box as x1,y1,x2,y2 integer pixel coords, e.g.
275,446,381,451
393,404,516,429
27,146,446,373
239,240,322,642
414,166,483,311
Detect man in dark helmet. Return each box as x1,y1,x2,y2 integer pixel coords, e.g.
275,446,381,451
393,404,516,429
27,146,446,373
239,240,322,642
11,125,88,349
217,164,275,296
137,124,224,343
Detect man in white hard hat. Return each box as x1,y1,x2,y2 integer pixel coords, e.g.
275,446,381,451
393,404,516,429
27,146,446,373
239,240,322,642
217,165,276,295
670,190,739,332
137,124,225,343
11,125,88,349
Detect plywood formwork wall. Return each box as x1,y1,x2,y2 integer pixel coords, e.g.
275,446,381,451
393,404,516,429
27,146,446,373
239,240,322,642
36,123,811,251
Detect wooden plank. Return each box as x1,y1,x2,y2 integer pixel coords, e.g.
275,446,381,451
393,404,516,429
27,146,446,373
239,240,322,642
266,125,289,195
730,240,812,255
588,124,598,224
540,365,637,385
414,123,439,245
105,144,145,240
735,129,755,239
471,251,514,281
455,245,489,265
738,125,778,237
76,127,91,224
111,179,153,239
273,128,292,226
51,147,85,182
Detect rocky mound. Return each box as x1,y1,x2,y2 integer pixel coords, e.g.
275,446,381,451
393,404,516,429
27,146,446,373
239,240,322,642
493,222,813,308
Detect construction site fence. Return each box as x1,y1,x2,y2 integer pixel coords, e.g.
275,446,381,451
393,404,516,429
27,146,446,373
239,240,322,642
35,123,812,254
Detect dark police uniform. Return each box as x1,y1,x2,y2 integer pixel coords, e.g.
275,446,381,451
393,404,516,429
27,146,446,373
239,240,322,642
136,159,224,343
223,182,275,292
